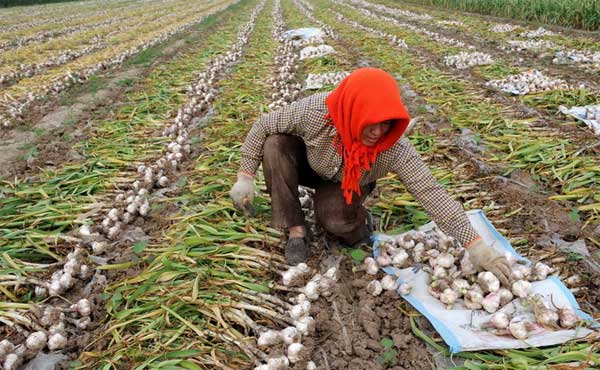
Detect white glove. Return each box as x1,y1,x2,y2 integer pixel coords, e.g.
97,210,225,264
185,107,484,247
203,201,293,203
468,239,512,287
230,172,256,216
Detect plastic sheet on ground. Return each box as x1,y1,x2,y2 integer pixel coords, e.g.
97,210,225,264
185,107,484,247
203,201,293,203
282,28,324,44
373,209,596,353
558,104,600,136
299,44,335,60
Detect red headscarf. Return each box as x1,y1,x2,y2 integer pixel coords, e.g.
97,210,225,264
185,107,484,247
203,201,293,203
325,68,411,204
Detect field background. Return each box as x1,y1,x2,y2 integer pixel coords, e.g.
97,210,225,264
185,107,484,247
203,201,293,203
0,0,598,369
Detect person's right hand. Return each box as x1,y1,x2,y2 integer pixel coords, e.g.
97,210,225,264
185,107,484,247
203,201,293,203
467,238,512,287
230,172,256,217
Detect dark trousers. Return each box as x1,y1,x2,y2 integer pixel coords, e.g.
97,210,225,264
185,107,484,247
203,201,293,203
262,134,374,245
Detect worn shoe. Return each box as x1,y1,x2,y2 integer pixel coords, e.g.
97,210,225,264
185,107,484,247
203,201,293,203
285,237,310,265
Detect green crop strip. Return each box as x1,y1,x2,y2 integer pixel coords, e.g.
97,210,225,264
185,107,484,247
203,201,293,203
372,0,600,51
84,1,284,368
389,0,600,34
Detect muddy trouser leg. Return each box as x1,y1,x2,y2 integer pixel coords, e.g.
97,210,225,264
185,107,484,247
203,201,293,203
313,181,376,245
262,134,320,230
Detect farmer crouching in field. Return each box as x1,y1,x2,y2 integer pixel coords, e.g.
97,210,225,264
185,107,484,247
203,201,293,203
230,68,511,285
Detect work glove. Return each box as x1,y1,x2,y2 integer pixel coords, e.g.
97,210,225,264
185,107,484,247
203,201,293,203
230,172,256,217
467,239,512,287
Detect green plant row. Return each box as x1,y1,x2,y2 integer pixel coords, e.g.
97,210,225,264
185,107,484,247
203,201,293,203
371,0,600,51
398,0,600,31
84,1,283,367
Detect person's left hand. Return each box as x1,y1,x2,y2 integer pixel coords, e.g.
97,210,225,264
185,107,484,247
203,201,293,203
467,239,512,287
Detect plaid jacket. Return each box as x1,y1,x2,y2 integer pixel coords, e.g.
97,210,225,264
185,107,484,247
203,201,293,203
240,92,479,246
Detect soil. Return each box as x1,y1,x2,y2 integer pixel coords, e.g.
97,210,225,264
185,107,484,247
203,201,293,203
305,262,434,370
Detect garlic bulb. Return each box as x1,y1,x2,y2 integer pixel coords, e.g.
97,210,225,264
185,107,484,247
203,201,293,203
306,361,317,370
482,293,500,313
48,333,67,350
399,283,412,295
465,289,483,310
267,356,290,370
381,275,399,291
498,288,514,306
509,318,529,339
478,271,500,293
536,308,559,328
440,288,458,308
295,316,315,335
282,263,310,286
488,312,510,329
364,257,379,275
533,262,552,281
512,280,531,298
289,301,310,321
324,266,337,280
451,279,470,297
303,281,319,301
257,330,281,347
565,275,581,286
392,249,409,267
559,308,579,328
79,225,91,237
0,340,14,357
280,327,300,345
287,343,306,363
76,317,92,329
366,280,383,296
72,298,92,316
376,254,392,267
435,253,455,268
3,354,20,370
25,331,47,351
432,266,447,280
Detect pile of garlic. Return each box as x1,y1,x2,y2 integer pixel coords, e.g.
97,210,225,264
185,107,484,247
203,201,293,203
333,11,407,49
36,247,91,297
520,27,556,38
486,70,574,95
482,295,580,339
253,263,339,370
299,45,335,60
304,72,349,90
506,39,557,51
491,23,518,33
443,52,494,69
437,20,464,27
553,50,600,65
0,298,94,369
364,228,584,339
